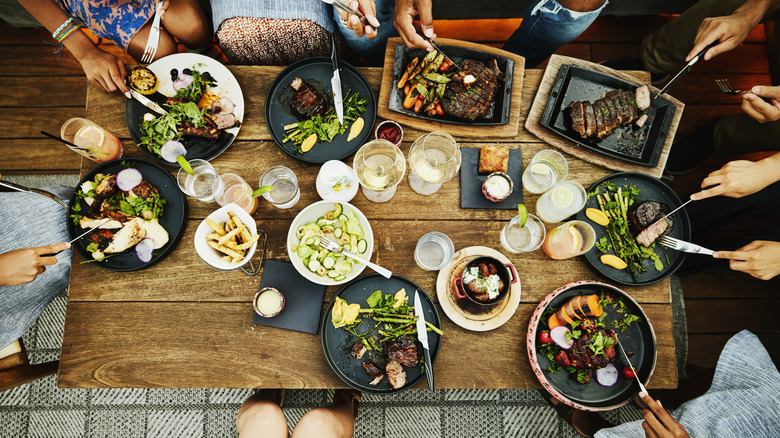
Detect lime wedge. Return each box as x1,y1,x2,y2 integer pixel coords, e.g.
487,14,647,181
253,185,274,197
517,204,528,227
176,155,193,175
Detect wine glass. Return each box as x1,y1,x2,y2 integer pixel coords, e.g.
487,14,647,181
353,139,406,203
408,131,461,195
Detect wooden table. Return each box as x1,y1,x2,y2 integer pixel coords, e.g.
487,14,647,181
58,66,677,389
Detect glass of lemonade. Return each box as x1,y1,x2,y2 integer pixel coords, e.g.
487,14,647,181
408,131,461,195
501,213,546,253
259,166,300,209
353,139,406,203
212,173,257,214
522,150,568,194
60,117,123,163
177,159,218,202
536,181,586,223
542,220,596,260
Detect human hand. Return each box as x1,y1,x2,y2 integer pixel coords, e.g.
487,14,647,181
742,85,780,123
714,241,780,280
638,392,690,438
686,14,755,62
80,48,131,97
691,159,773,200
338,0,381,38
0,243,70,287
393,0,434,51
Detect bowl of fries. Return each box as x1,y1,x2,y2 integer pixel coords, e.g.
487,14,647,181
194,203,260,272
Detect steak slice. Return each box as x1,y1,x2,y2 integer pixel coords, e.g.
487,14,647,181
387,335,419,368
289,77,328,119
593,101,607,138
386,360,406,389
583,102,597,138
604,98,620,132
363,360,385,386
441,58,501,121
569,101,586,137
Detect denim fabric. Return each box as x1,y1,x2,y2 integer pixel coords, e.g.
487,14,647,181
503,0,607,68
0,190,71,350
335,0,399,65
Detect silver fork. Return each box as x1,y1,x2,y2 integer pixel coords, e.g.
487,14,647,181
715,78,746,95
141,1,164,64
0,180,68,209
318,236,392,278
658,235,715,256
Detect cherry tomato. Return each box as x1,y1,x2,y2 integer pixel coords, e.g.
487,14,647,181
538,331,553,344
623,366,637,380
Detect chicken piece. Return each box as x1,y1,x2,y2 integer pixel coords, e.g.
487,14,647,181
139,218,169,249
351,342,367,360
385,360,406,389
104,218,146,254
94,174,119,197
387,335,418,368
289,77,328,119
363,360,384,386
130,180,157,199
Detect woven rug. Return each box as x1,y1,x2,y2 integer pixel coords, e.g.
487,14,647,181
0,174,690,438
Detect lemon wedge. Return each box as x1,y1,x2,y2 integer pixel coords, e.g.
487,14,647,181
552,185,574,208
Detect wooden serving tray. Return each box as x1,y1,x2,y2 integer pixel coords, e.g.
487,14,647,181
378,37,525,138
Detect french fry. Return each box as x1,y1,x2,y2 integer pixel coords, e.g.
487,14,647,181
206,218,225,235
206,213,261,264
205,233,222,241
218,224,244,246
234,233,259,250
207,240,244,259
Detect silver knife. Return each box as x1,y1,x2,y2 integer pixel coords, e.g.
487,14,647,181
647,198,693,230
414,290,434,391
42,218,111,257
614,336,648,395
426,39,461,71
130,89,168,115
330,33,344,125
654,41,718,100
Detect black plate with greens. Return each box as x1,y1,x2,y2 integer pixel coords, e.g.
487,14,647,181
265,57,377,164
321,274,441,394
66,158,186,271
577,172,691,286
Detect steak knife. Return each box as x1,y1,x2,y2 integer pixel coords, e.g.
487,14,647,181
129,89,168,115
330,32,344,125
614,336,648,395
414,290,434,391
42,218,111,257
654,40,719,99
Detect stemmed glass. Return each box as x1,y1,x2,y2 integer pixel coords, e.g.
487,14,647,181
353,139,406,203
407,131,461,195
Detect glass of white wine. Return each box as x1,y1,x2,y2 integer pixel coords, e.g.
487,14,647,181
353,139,406,203
408,131,461,195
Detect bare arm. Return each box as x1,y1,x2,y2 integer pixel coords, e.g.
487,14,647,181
691,152,780,200
394,0,434,51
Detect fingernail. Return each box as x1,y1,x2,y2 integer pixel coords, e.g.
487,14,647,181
713,252,720,258
65,242,71,248
657,400,663,407
753,86,761,93
125,91,132,99
638,391,647,398
424,28,434,38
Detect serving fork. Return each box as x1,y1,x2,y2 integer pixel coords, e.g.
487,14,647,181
317,236,392,278
658,235,715,256
141,1,164,64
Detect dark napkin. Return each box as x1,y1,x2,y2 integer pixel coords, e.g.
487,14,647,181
252,260,326,334
460,147,523,209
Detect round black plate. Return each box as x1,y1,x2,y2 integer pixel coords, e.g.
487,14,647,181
577,172,691,286
66,158,186,271
265,57,377,164
527,281,657,411
321,274,441,394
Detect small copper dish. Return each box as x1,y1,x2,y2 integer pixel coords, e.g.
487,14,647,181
482,172,513,202
253,286,285,318
374,120,403,147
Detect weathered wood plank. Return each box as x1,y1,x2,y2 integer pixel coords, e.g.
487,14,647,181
1,76,87,107
1,139,82,171
687,333,780,368
681,272,780,299
686,298,780,333
0,107,85,138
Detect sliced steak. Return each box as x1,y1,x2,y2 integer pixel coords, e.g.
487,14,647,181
569,101,587,137
593,101,607,138
386,360,406,389
441,58,501,121
387,335,419,368
363,360,385,386
583,103,597,138
289,77,328,119
567,86,646,139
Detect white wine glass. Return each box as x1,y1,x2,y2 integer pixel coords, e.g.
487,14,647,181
408,131,461,195
353,139,406,203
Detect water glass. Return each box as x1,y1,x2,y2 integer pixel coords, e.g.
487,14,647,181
542,220,596,260
522,150,568,194
259,166,300,209
408,131,461,195
60,117,123,163
536,181,587,223
414,232,455,271
177,159,217,202
500,214,546,253
212,173,256,214
353,139,406,203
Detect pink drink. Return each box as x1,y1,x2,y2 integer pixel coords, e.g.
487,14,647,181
542,221,596,260
223,184,257,214
62,118,123,163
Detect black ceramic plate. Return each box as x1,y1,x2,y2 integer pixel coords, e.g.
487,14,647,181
265,57,377,164
576,172,690,286
527,281,657,411
126,53,243,165
540,64,676,167
389,44,513,125
67,158,186,271
321,274,441,394
459,147,523,209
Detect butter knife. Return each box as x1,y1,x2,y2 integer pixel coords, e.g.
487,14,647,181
129,89,168,115
330,32,344,125
414,290,434,391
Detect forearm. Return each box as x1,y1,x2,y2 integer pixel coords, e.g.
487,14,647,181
758,151,780,186
16,0,101,59
733,0,777,28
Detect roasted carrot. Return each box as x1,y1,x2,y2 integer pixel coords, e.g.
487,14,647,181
402,88,417,109
404,83,411,96
397,57,419,89
435,102,444,116
413,98,423,113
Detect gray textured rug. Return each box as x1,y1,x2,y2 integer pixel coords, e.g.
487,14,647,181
1,174,689,438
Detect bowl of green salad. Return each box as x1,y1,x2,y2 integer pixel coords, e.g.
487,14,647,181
287,201,374,285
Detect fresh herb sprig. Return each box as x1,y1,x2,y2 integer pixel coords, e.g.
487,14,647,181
282,90,367,151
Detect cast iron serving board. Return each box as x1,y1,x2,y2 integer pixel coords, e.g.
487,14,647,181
540,64,676,167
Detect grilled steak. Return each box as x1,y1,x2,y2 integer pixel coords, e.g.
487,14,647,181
179,115,221,139
441,58,502,121
629,200,672,247
559,328,618,370
363,360,384,386
567,86,650,140
351,342,367,360
385,360,406,389
387,335,418,368
289,77,328,119
569,101,586,135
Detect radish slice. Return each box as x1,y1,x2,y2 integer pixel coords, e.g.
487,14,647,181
116,168,143,192
211,97,235,114
135,238,155,263
596,364,618,386
160,141,187,163
550,326,573,350
214,113,237,129
173,74,193,90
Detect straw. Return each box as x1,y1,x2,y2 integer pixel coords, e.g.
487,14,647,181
40,130,92,152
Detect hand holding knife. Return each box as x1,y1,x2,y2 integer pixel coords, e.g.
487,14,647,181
42,218,111,257
414,290,435,391
654,41,719,99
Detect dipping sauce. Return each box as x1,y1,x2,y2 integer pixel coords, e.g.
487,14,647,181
375,121,403,146
253,287,285,318
482,172,513,202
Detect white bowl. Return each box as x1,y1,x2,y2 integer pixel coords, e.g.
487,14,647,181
287,200,374,285
195,203,258,271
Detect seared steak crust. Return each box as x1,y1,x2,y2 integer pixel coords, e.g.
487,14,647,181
441,59,501,121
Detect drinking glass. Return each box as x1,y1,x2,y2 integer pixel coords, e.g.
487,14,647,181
60,117,123,163
536,181,586,223
407,131,461,195
212,173,256,214
522,150,568,194
414,231,455,271
542,220,596,260
259,166,300,209
353,139,406,203
177,159,217,202
500,214,546,253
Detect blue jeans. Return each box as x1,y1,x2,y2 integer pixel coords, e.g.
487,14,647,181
503,0,607,68
334,0,398,65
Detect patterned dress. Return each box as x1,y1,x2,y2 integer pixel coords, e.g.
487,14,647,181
55,0,155,51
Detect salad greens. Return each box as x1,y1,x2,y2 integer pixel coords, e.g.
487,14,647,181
138,102,206,157
282,90,368,152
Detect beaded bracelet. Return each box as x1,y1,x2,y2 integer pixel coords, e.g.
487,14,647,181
52,17,74,39
56,24,82,43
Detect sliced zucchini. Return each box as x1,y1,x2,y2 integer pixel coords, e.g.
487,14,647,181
335,275,346,281
356,239,367,254
327,270,340,278
333,228,343,238
332,203,343,217
316,218,330,227
308,259,321,272
296,225,306,238
311,249,320,262
322,257,336,269
343,244,351,252
339,214,349,223
318,250,330,262
350,234,357,249
305,237,315,246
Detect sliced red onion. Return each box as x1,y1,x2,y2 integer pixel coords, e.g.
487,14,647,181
550,326,573,350
160,140,187,163
214,113,237,130
135,238,155,263
116,168,143,192
596,364,618,387
172,74,193,90
211,97,235,114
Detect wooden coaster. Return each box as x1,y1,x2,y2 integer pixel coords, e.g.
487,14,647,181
436,246,522,331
